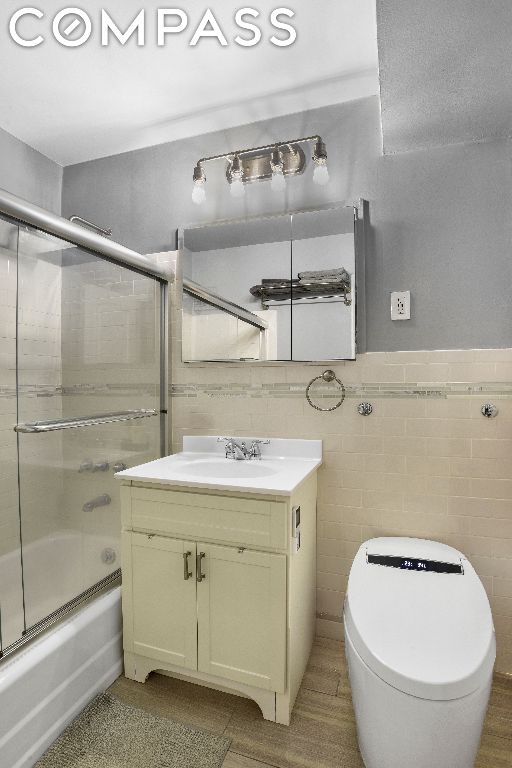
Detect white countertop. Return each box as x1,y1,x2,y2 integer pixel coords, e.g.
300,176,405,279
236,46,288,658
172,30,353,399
115,436,322,496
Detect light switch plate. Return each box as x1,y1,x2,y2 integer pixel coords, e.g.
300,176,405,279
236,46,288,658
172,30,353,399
391,291,411,320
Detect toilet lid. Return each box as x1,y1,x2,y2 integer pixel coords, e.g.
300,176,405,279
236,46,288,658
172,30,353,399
344,537,496,700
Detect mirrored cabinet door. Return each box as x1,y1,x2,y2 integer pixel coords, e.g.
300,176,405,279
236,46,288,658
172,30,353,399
181,215,292,362
290,206,356,361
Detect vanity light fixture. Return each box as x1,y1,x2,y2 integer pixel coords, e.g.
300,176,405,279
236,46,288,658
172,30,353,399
191,134,329,204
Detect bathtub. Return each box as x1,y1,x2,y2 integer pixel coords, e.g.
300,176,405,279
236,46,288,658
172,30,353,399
0,531,121,648
0,533,123,768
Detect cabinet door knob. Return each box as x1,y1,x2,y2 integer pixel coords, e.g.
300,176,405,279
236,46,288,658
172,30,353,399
196,552,206,582
183,551,192,580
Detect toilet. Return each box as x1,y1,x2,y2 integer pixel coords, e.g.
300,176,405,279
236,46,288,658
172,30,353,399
344,537,495,768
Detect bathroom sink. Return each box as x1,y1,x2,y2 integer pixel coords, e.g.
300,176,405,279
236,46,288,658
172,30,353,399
116,436,322,495
179,459,278,479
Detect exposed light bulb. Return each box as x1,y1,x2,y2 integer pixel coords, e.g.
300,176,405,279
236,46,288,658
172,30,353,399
230,178,245,198
270,146,286,193
229,154,245,198
313,163,330,186
192,183,206,205
192,162,206,204
271,166,286,192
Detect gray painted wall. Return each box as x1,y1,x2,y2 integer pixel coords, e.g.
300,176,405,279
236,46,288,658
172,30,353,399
368,138,512,351
377,0,512,154
61,96,512,352
0,126,62,214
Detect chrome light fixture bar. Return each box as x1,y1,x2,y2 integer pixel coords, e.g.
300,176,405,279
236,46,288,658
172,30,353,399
191,135,329,205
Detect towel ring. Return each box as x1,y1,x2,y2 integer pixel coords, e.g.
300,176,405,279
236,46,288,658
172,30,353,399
306,370,346,412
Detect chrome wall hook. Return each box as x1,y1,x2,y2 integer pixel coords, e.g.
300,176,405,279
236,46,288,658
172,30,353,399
481,403,499,418
358,402,373,416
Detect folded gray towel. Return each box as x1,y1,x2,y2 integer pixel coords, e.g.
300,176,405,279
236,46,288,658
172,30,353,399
298,268,350,283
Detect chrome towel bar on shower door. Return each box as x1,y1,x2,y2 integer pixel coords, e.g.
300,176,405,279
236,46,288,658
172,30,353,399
14,409,159,433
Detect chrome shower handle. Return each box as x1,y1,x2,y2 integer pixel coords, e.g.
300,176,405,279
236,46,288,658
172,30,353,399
69,215,112,238
82,494,111,513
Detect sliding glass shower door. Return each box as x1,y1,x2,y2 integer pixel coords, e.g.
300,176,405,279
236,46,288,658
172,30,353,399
0,214,164,652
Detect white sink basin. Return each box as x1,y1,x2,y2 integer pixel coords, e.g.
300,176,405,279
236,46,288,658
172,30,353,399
179,459,278,479
116,437,322,495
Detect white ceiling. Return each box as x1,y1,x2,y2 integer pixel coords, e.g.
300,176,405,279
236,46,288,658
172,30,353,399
0,0,378,166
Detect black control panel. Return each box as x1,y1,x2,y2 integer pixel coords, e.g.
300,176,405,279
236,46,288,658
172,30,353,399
367,553,463,574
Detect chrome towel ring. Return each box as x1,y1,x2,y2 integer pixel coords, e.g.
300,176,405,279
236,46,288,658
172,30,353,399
306,369,346,412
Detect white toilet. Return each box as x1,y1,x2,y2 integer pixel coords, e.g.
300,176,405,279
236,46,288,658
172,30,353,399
344,537,495,768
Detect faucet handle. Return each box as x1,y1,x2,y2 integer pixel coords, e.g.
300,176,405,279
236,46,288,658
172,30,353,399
217,436,235,459
249,439,270,459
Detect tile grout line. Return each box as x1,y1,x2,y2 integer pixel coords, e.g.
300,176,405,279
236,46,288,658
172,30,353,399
225,750,282,768
220,706,238,737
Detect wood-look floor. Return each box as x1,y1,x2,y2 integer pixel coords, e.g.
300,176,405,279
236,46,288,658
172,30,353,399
108,638,512,768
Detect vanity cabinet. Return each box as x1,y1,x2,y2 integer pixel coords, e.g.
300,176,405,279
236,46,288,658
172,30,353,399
119,472,318,725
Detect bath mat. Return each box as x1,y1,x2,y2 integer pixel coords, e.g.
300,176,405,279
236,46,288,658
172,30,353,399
35,693,231,768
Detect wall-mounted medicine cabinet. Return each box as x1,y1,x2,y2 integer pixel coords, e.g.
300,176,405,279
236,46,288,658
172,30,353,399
179,202,367,363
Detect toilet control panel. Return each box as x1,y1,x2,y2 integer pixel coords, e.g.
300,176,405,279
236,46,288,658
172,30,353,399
367,553,463,574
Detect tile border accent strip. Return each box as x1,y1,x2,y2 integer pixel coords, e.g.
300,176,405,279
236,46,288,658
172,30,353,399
4,381,512,401
172,382,512,400
0,383,158,399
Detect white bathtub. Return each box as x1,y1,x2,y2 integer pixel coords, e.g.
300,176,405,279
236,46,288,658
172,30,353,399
0,531,121,649
0,536,123,767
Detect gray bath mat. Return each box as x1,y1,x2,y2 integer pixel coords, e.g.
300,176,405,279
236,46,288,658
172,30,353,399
35,693,231,768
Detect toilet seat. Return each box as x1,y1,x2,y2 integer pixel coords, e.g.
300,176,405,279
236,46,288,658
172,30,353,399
344,537,495,700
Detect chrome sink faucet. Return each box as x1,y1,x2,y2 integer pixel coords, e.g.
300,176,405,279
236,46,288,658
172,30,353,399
217,437,270,460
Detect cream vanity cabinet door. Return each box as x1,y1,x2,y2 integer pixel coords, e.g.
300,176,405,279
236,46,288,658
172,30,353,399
196,543,287,693
122,532,197,670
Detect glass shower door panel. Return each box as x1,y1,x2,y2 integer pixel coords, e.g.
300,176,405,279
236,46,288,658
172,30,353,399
17,227,161,631
0,217,24,651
